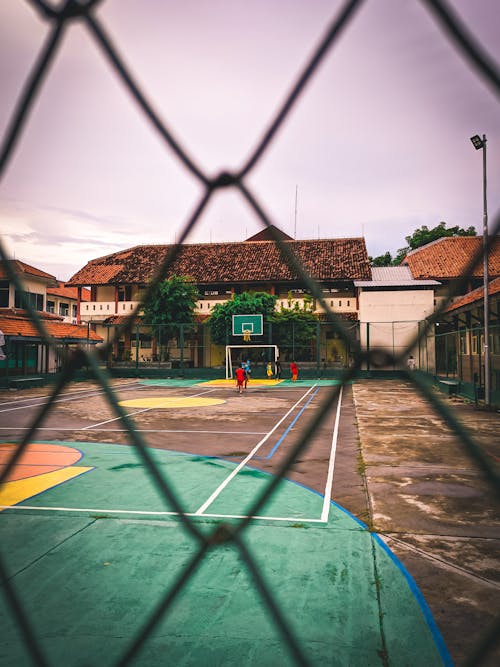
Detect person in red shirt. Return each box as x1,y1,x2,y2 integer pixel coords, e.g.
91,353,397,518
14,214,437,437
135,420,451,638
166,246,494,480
290,361,298,382
235,365,246,394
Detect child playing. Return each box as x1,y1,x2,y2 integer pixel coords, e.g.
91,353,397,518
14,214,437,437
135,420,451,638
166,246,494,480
290,361,298,382
235,365,246,394
266,361,273,378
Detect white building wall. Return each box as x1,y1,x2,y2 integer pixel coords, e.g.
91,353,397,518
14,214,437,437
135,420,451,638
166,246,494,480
358,289,435,367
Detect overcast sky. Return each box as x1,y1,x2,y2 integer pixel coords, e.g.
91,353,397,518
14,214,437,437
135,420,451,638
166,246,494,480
1,0,499,280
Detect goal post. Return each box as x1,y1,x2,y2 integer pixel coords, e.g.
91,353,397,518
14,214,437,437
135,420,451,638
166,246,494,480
225,345,279,379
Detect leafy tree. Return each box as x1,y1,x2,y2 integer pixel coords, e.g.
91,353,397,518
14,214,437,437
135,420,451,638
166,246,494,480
142,275,199,347
369,251,393,267
270,295,318,358
208,292,277,345
392,221,476,265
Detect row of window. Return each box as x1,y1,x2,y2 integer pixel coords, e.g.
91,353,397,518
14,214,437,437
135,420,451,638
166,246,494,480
198,299,353,310
0,282,78,317
459,332,500,355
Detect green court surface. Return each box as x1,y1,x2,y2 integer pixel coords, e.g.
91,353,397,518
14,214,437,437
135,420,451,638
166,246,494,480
0,442,450,666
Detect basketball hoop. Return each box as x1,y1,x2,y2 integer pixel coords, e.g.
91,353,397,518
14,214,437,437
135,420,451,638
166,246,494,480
243,329,251,342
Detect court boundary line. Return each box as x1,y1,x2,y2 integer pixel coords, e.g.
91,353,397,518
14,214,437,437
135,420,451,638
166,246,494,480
0,427,268,435
263,386,320,459
1,384,342,524
320,384,343,522
0,504,326,524
194,384,318,515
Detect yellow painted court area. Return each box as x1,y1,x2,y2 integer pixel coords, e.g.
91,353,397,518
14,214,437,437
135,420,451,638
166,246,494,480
201,379,283,387
119,396,226,409
0,467,92,510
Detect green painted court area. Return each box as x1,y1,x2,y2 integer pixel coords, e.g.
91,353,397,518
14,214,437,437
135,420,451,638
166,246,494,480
0,442,449,666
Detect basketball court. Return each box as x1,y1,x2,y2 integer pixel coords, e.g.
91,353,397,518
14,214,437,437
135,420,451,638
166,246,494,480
0,374,453,666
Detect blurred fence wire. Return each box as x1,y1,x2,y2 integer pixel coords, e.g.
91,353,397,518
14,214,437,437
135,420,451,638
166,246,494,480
0,0,499,665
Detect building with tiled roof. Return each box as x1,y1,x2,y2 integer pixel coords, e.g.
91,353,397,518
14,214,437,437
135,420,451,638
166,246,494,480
403,236,500,285
0,312,102,342
0,259,58,284
65,235,371,367
68,237,371,288
46,282,91,323
434,276,500,394
442,276,500,315
0,260,102,381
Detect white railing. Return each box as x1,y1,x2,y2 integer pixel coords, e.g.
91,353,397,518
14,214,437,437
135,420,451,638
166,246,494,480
79,301,140,319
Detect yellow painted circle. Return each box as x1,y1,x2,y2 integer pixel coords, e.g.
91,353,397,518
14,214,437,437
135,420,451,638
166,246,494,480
119,397,226,409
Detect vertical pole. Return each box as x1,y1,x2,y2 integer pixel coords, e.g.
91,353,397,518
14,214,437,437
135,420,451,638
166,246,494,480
444,332,448,377
135,324,139,369
481,136,490,405
180,324,184,371
366,322,370,372
316,321,321,378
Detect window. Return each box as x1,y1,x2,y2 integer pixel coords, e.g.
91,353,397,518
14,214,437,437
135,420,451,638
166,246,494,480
72,305,77,317
118,286,132,302
59,303,69,316
492,332,500,355
47,300,55,314
15,290,43,311
471,335,478,354
459,332,468,355
0,280,9,307
132,334,152,348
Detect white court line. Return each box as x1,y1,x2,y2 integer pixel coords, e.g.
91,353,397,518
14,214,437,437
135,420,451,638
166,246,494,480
194,384,318,515
81,388,219,430
0,382,145,414
320,384,343,523
0,380,142,408
0,427,267,435
0,504,324,523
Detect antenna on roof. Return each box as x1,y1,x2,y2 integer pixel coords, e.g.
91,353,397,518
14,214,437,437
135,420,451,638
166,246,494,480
294,185,298,239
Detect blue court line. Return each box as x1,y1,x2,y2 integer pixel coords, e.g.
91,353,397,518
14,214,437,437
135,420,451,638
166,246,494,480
262,386,320,460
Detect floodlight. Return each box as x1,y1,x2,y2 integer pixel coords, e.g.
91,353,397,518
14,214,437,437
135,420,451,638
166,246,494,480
470,134,484,150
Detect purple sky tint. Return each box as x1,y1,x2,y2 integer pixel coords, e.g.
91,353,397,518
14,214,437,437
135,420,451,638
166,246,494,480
1,0,499,280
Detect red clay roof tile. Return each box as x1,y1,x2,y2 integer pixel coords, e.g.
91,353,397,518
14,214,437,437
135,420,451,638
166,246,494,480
443,276,500,313
0,314,102,341
0,259,57,283
404,237,500,280
47,283,91,301
67,239,371,286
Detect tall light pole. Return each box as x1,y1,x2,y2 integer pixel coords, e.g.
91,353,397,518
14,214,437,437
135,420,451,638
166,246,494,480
470,134,489,406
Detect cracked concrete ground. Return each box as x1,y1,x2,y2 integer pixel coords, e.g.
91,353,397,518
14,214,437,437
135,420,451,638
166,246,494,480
350,379,500,667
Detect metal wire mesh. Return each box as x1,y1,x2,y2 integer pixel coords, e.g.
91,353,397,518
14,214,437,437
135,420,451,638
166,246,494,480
1,0,499,665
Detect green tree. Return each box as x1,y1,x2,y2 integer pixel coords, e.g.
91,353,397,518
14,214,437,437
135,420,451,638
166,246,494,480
208,292,277,345
392,221,476,265
369,251,393,267
142,275,199,355
270,294,318,359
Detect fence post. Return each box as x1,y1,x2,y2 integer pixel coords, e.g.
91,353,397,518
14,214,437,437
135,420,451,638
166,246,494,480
316,321,321,377
135,324,139,368
180,324,184,372
366,322,370,372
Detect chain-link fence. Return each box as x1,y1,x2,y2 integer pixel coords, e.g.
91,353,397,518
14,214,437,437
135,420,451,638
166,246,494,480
1,1,499,665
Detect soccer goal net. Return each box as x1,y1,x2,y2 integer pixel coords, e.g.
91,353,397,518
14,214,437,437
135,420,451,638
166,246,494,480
225,345,280,379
